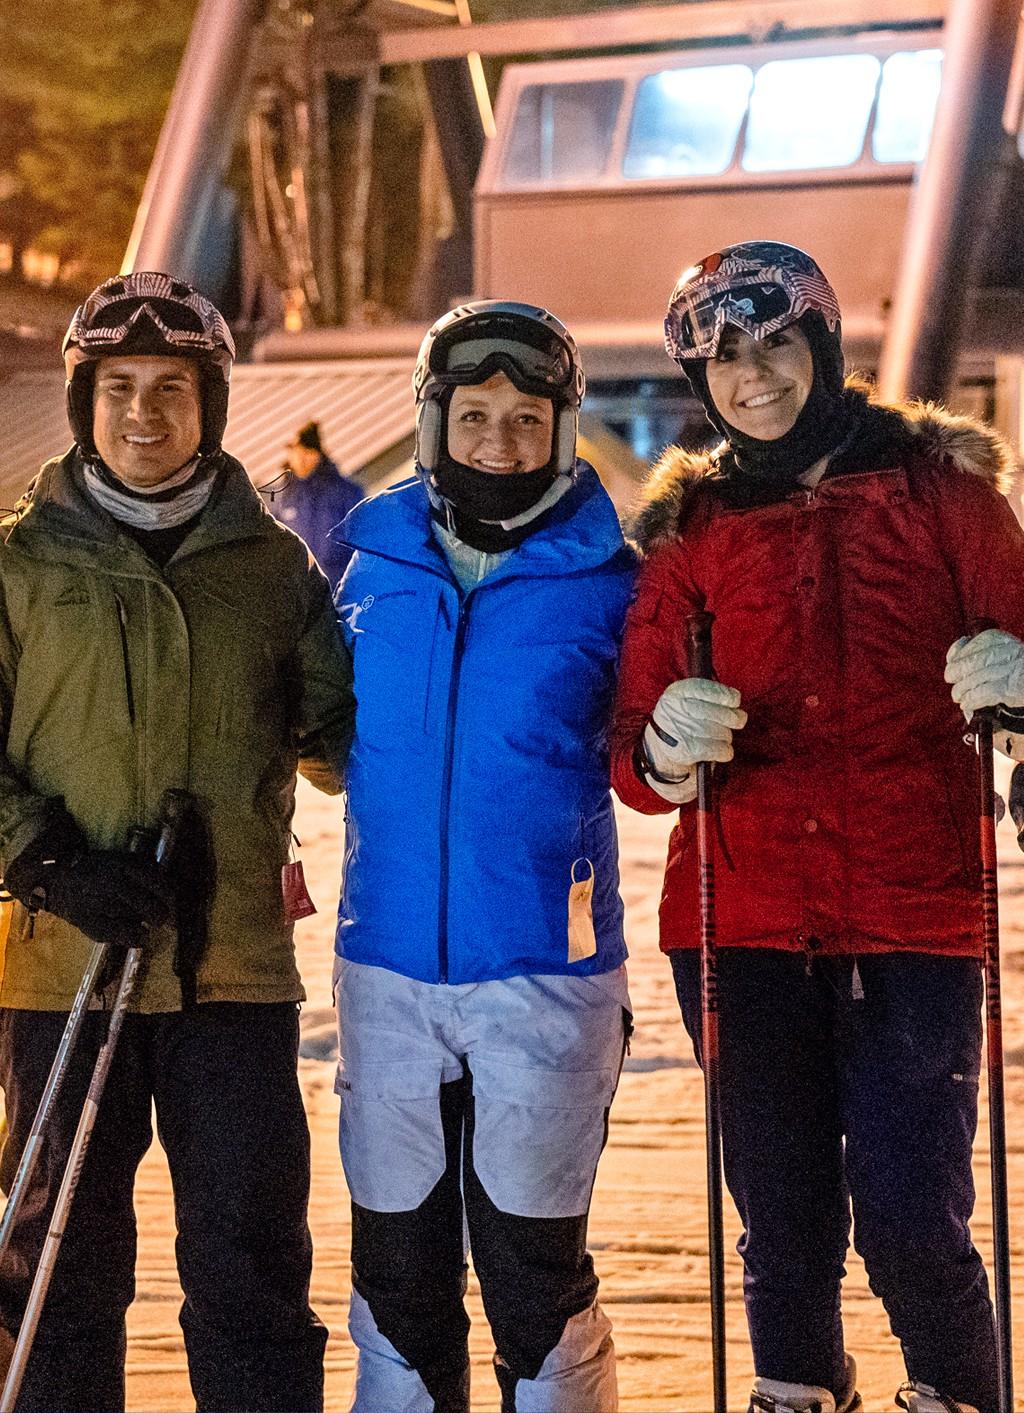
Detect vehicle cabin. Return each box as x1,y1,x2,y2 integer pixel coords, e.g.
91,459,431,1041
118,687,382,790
475,30,946,350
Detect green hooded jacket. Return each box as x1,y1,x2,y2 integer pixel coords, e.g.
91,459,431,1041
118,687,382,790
0,449,355,1012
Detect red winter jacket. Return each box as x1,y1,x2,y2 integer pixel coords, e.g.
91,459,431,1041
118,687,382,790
611,389,1024,959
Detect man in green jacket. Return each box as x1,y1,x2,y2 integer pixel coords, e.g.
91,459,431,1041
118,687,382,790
0,272,355,1412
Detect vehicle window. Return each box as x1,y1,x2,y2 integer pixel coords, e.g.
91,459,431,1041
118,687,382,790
502,80,625,183
623,65,753,178
873,49,944,162
742,54,881,172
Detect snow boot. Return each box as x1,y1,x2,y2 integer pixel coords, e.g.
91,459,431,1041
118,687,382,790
750,1355,862,1413
895,1382,980,1413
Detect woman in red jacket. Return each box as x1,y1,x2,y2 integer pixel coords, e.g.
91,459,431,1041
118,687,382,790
611,241,1024,1413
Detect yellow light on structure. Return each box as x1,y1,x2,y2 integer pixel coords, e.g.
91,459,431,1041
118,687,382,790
284,298,304,333
22,249,59,287
467,52,496,139
391,0,458,13
453,0,495,139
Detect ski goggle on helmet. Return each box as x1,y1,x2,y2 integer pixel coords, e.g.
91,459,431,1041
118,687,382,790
63,272,235,457
664,241,841,365
413,301,585,475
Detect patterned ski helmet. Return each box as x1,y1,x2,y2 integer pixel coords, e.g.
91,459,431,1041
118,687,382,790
413,300,585,474
63,272,235,458
665,241,841,365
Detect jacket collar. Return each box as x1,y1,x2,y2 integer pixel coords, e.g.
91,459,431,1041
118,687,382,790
629,380,1017,556
338,461,626,582
5,449,273,577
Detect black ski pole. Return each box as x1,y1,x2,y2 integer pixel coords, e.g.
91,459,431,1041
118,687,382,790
971,704,1014,1413
687,609,727,1413
0,790,191,1413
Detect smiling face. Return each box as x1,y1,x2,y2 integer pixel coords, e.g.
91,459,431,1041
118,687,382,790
705,322,814,441
447,372,555,474
92,355,202,489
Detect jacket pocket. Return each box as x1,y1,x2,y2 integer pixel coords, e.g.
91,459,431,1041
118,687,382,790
352,589,444,754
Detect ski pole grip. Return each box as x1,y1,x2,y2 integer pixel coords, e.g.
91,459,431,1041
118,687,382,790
966,617,1000,729
687,610,715,681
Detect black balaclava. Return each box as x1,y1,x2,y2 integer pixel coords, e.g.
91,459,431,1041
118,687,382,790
683,311,855,487
430,388,562,553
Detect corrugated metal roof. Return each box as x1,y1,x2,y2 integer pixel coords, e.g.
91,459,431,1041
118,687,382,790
0,358,417,506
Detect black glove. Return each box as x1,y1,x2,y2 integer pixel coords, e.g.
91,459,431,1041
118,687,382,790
5,810,174,951
39,849,174,950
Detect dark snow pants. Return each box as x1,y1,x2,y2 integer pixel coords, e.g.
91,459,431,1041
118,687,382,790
0,1002,327,1413
671,948,998,1413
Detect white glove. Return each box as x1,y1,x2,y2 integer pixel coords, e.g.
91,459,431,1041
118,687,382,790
640,678,747,803
945,629,1024,720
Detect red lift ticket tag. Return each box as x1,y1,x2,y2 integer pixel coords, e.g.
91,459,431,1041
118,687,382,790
282,860,317,921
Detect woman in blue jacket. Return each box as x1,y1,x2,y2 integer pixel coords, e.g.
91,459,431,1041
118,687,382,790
333,302,635,1413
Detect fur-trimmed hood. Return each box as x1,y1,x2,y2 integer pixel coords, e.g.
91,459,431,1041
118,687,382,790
629,381,1018,556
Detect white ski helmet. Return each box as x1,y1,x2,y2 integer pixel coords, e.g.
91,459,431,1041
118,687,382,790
413,300,585,474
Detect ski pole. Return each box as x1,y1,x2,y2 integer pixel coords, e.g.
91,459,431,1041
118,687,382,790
0,790,190,1413
687,608,727,1413
0,940,109,1272
971,705,1014,1413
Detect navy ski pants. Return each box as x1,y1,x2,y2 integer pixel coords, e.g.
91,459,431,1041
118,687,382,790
0,1002,327,1413
670,948,998,1413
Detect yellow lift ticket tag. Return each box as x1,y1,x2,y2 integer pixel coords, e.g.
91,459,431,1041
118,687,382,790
567,858,597,962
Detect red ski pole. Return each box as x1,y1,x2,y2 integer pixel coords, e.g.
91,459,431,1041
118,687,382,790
687,609,727,1413
972,705,1014,1413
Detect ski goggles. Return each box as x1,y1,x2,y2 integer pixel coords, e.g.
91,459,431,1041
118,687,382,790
66,277,235,362
74,298,235,355
666,254,841,362
428,317,580,401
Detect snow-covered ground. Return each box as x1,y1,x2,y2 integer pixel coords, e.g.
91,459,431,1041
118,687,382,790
110,769,1024,1411
4,772,1023,1409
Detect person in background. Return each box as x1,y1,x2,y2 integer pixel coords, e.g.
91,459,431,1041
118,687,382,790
611,240,1024,1413
333,301,634,1413
273,420,363,586
0,272,355,1413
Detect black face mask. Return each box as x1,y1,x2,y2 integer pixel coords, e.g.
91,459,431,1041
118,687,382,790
434,459,558,522
430,458,559,552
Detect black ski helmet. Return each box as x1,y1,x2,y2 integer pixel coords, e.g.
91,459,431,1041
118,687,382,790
62,272,236,459
413,300,585,475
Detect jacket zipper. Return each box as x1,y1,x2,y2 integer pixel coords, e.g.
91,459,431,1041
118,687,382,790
437,598,470,984
114,593,135,726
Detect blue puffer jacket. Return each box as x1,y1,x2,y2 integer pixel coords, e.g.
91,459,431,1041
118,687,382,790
334,463,635,984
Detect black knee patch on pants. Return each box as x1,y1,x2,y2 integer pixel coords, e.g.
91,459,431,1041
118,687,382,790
463,1086,599,1382
351,1080,470,1385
